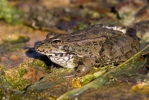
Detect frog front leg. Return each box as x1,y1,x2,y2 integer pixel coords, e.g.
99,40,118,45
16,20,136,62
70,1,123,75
65,58,95,77
75,58,95,77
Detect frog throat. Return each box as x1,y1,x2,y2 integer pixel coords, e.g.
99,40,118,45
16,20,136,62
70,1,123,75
48,53,78,68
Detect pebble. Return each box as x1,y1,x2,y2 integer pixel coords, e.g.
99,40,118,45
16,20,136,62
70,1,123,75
0,57,7,62
9,55,19,61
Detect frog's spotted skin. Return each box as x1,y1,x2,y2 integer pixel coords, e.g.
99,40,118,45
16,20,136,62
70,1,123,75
35,24,140,77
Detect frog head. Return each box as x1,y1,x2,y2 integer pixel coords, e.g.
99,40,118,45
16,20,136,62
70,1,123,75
35,32,78,68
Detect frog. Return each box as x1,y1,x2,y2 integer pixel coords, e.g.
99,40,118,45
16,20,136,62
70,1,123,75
35,24,140,77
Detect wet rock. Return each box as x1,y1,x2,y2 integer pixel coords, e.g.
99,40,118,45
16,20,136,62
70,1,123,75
131,76,149,95
115,0,148,26
22,67,45,82
132,20,149,42
135,6,149,21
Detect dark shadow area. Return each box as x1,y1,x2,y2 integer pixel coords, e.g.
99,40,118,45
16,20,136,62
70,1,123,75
25,41,53,67
25,41,68,69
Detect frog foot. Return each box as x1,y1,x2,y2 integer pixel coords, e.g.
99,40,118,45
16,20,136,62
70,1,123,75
64,64,91,78
63,71,77,78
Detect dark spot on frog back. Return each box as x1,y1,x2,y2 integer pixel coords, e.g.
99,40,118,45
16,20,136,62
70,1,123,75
66,38,71,42
92,29,100,35
93,41,98,45
85,41,91,46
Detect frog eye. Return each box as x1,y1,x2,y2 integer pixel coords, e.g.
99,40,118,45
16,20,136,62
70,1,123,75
51,39,62,46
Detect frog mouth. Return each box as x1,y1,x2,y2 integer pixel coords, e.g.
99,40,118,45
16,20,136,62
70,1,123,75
47,52,83,58
46,50,68,56
47,53,66,57
47,52,73,58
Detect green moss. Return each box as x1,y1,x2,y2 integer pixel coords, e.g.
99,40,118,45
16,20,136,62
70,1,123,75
29,60,48,70
0,0,22,24
0,65,30,90
8,36,30,44
0,60,50,90
80,67,107,85
0,42,24,52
